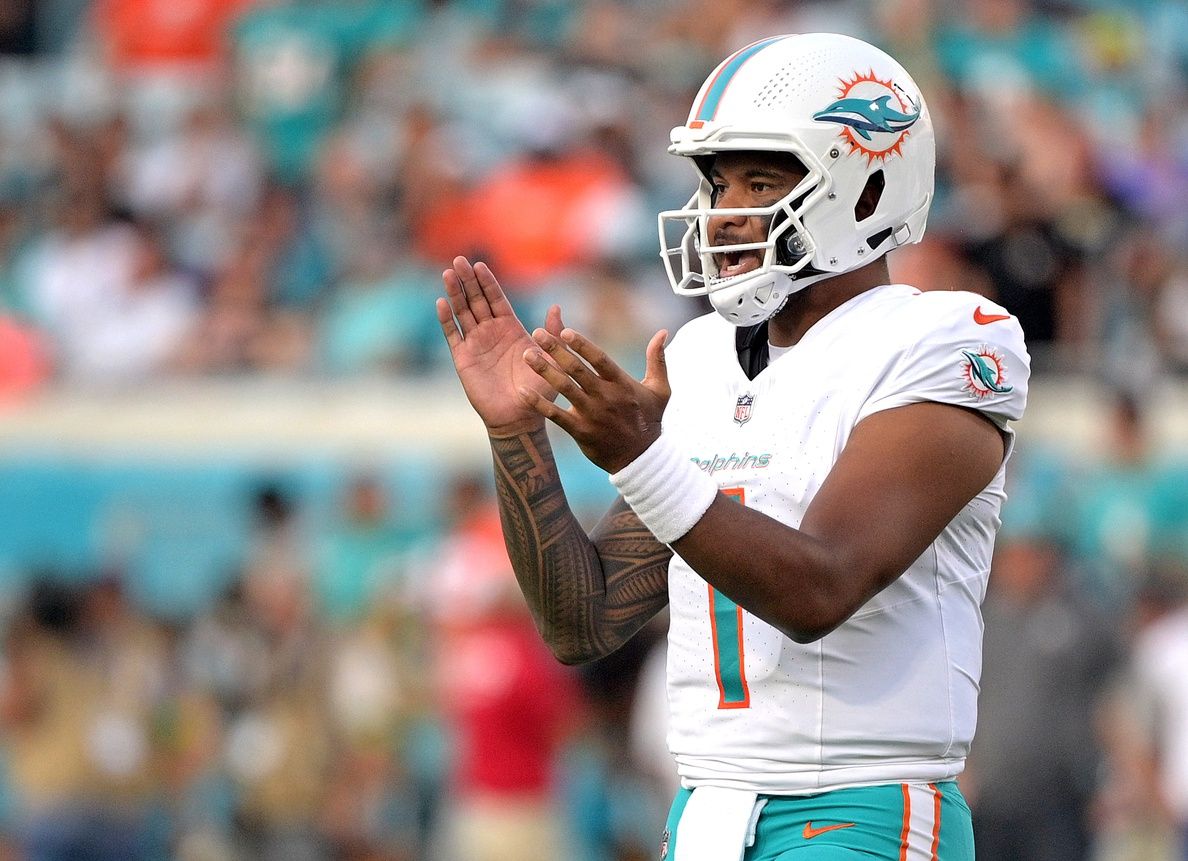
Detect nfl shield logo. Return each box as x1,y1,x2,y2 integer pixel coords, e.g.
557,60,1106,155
734,393,754,426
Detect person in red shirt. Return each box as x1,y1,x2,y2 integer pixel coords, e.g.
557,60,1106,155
0,315,49,400
425,474,584,861
92,0,254,74
464,146,635,292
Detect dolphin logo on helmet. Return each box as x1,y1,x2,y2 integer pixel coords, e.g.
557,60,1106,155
812,94,921,141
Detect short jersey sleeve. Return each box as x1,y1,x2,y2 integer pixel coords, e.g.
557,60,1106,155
856,294,1030,431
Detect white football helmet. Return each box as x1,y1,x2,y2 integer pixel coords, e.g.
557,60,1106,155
658,33,935,325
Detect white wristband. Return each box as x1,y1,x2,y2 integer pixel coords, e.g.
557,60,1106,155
609,434,719,545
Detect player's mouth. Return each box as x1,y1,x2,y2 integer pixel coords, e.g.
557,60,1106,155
716,249,763,278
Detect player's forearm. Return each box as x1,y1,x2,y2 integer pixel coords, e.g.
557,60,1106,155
670,404,1005,643
672,496,855,644
490,427,670,664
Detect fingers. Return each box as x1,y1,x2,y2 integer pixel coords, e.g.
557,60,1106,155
441,266,477,333
556,327,628,383
642,329,671,398
523,344,590,408
473,262,514,317
531,328,601,394
518,385,580,436
442,255,499,329
436,297,463,350
519,325,668,471
544,304,564,337
455,256,494,322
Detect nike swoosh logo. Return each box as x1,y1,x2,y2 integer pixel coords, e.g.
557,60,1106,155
803,821,857,839
973,306,1011,325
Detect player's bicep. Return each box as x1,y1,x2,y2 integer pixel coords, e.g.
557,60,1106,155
800,401,1005,603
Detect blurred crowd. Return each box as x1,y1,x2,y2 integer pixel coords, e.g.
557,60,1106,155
5,403,1188,861
0,0,1186,859
0,469,671,861
0,0,1185,391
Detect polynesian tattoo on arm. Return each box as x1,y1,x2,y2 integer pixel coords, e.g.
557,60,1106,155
491,426,673,664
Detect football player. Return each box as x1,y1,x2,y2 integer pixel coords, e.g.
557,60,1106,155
438,33,1029,861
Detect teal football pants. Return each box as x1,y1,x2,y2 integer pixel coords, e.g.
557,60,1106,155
663,781,975,860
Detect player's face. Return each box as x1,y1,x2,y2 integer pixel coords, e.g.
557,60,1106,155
707,151,808,279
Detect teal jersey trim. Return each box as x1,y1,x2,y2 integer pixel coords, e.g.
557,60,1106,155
709,588,749,706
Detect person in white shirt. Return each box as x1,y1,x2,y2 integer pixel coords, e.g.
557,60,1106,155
437,33,1029,861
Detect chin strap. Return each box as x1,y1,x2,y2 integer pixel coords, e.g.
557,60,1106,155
735,320,769,381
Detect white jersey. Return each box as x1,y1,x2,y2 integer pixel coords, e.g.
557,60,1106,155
661,284,1030,794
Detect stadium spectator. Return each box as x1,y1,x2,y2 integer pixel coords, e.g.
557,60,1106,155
122,102,264,281
21,188,198,383
1100,228,1188,384
312,472,419,623
171,208,274,374
317,250,445,375
966,530,1121,860
223,675,332,860
93,0,252,74
1065,392,1188,613
954,152,1087,355
181,580,266,706
400,103,478,269
320,603,427,861
174,183,328,373
1157,263,1188,373
240,482,313,627
1094,573,1188,861
463,126,648,296
0,314,49,400
228,0,424,185
567,623,670,861
934,0,1085,98
227,487,330,860
423,474,584,861
0,578,165,861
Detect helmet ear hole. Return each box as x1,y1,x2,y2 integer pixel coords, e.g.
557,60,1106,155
855,170,885,222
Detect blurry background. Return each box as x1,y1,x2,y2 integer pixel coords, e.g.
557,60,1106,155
0,0,1186,859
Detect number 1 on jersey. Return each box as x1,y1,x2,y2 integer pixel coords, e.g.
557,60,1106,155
710,487,751,709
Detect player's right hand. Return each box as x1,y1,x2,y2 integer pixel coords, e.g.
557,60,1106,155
437,256,563,437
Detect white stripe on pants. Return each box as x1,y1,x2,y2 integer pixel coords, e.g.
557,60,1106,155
900,783,942,861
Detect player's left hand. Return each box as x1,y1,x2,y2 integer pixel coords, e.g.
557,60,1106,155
519,326,670,474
